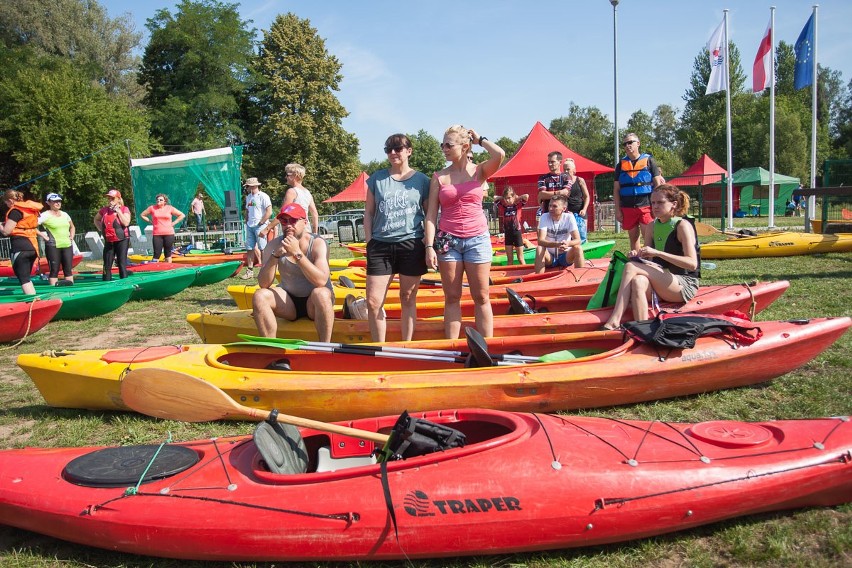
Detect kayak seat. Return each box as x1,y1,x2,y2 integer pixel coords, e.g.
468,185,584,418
253,421,309,475
315,433,377,472
315,447,377,472
265,358,292,371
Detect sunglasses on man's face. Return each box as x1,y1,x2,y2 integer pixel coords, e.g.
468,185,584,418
623,140,639,146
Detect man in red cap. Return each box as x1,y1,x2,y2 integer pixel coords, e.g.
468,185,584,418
252,203,334,341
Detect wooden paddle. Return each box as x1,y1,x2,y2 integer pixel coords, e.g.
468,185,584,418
695,221,750,238
121,368,389,443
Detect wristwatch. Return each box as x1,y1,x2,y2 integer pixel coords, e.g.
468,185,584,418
293,252,304,262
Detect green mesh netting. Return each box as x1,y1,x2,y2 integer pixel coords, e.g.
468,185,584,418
129,146,243,228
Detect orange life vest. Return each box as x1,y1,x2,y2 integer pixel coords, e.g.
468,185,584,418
7,200,43,253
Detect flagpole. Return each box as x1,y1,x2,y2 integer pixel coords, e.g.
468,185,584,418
808,4,818,229
723,9,734,230
768,6,776,229
611,0,621,234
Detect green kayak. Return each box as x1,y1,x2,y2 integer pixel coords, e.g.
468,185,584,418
0,281,134,320
491,239,615,266
192,260,243,287
0,269,197,302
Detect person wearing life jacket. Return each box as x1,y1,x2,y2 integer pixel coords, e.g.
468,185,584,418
93,188,132,281
613,133,665,252
602,184,699,331
1,189,43,294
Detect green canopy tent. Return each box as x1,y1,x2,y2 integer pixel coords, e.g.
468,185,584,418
129,146,244,229
710,167,800,218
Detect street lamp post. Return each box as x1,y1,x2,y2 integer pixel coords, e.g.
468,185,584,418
611,0,620,232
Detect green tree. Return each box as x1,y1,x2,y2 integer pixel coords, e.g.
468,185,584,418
408,129,445,178
0,0,142,100
139,0,254,150
0,46,154,219
652,104,681,152
245,12,360,210
549,103,614,166
495,136,519,161
678,42,748,167
834,78,852,156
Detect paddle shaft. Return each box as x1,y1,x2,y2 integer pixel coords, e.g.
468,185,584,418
237,335,541,363
121,368,389,443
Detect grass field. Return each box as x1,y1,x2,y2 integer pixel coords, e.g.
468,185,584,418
0,228,849,568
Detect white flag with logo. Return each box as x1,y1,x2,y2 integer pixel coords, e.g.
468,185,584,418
705,19,727,95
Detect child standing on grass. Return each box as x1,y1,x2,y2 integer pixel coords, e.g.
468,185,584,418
493,186,529,265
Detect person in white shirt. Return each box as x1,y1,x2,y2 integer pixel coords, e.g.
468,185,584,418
534,194,584,274
241,177,272,279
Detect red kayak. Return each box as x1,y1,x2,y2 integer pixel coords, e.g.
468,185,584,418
0,410,848,561
0,254,82,277
0,298,62,342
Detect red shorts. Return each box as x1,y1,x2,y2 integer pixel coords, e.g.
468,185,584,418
621,206,653,230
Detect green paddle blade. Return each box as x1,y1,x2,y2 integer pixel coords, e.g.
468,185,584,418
237,334,307,347
538,348,603,363
226,341,294,350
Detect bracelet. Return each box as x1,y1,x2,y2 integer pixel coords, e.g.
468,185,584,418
478,136,488,145
271,253,282,259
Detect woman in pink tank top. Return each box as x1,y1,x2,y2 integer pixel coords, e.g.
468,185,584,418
424,125,504,338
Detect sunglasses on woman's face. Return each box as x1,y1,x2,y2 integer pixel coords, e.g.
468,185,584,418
384,145,406,154
440,142,459,150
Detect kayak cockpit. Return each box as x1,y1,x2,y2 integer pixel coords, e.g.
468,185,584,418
245,409,532,485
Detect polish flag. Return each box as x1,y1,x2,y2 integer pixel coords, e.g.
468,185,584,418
753,20,772,92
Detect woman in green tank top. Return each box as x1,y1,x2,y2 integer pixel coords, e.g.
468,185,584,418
601,184,699,330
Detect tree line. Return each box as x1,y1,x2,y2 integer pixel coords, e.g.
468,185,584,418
1,0,850,226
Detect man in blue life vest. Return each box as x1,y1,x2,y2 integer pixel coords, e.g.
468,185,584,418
613,133,665,252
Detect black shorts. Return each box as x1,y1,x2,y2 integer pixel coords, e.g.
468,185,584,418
290,295,310,319
503,223,524,247
366,238,427,277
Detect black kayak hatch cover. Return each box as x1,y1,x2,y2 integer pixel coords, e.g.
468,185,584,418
63,444,199,488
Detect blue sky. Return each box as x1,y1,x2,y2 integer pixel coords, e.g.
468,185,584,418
102,0,852,164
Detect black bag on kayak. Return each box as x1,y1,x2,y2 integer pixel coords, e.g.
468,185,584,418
622,312,763,352
382,411,466,460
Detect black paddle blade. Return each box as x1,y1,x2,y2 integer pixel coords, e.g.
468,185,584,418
464,327,494,367
382,411,466,460
506,287,535,314
338,275,356,288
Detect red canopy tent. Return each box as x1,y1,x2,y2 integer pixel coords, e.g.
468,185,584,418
666,154,727,217
666,154,726,187
323,171,369,203
488,121,613,231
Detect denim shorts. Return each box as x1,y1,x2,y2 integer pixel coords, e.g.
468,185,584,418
438,231,492,264
245,223,268,251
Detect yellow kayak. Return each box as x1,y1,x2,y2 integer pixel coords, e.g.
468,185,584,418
701,232,852,259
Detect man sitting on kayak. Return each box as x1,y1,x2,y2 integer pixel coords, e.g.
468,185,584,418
252,203,334,341
534,194,585,274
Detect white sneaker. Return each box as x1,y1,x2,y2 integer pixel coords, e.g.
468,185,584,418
240,269,254,280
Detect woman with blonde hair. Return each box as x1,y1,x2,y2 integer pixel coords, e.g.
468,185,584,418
1,189,43,294
424,125,504,338
601,184,699,330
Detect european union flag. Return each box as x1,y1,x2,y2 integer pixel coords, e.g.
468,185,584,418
794,14,815,90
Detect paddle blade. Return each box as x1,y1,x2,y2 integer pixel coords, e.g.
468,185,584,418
694,221,718,237
121,368,261,422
